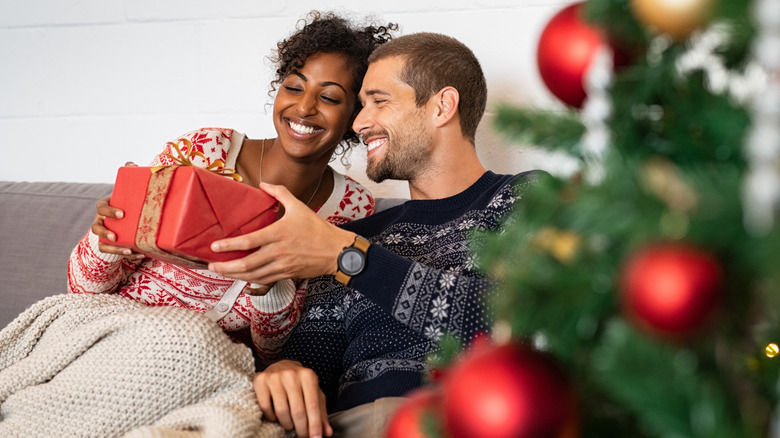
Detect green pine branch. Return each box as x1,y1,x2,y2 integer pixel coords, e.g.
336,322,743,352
493,105,585,156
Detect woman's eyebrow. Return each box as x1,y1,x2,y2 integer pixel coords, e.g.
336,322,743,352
293,72,348,94
321,81,348,93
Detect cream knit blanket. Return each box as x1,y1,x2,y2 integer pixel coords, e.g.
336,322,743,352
0,294,287,438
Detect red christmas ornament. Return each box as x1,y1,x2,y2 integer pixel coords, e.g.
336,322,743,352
442,342,580,438
386,387,442,438
537,2,607,108
620,243,723,338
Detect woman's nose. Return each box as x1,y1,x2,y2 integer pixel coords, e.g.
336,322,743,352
296,92,318,116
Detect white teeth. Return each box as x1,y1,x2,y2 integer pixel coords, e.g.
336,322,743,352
289,121,320,135
367,138,386,151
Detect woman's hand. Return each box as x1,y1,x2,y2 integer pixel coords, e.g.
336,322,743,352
92,196,142,259
254,360,332,438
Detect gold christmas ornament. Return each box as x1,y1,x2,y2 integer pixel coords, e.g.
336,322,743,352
533,227,581,264
766,343,780,358
641,157,699,213
630,0,715,40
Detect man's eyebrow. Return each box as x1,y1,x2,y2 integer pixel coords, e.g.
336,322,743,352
358,89,390,105
363,89,391,98
293,72,348,94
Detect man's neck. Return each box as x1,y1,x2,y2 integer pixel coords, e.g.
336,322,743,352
407,141,486,200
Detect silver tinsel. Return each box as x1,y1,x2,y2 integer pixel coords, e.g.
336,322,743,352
580,47,615,185
670,15,778,235
743,0,780,236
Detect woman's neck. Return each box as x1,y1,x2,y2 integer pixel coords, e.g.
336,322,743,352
240,138,333,209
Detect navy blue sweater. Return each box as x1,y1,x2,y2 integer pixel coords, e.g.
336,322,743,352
281,171,538,413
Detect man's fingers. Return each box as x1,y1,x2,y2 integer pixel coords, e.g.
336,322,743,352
253,375,278,423
208,246,290,285
281,377,310,437
277,365,324,438
300,372,325,438
208,255,273,283
208,240,265,268
252,362,328,437
259,182,300,211
210,236,254,253
319,390,332,437
268,381,295,431
210,221,280,255
209,184,300,257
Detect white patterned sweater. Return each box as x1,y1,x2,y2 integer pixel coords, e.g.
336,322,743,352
68,128,375,361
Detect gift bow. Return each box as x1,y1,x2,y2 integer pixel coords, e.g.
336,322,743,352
151,138,243,182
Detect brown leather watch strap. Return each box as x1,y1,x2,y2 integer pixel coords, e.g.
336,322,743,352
335,236,370,285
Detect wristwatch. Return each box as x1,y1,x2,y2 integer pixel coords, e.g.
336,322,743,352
335,236,370,285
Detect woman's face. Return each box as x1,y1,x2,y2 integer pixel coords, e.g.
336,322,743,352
273,52,356,162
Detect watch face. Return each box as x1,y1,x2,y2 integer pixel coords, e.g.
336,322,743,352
339,248,365,275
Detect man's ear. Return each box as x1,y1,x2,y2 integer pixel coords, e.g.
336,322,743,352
433,86,459,128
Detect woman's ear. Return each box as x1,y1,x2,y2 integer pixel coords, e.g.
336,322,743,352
434,86,459,128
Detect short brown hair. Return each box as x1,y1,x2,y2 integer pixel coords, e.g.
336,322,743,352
368,32,487,143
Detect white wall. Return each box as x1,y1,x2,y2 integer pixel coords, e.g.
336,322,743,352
0,0,576,199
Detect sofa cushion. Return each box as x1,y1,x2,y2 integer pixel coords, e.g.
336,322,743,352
0,182,113,329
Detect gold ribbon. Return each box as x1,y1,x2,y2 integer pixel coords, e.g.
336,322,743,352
151,138,243,182
135,166,207,268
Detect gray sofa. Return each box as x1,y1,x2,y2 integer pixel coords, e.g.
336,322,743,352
0,181,404,329
0,181,113,329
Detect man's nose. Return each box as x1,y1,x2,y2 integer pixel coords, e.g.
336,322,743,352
352,106,371,134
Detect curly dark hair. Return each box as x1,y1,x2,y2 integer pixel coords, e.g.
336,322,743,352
268,11,397,158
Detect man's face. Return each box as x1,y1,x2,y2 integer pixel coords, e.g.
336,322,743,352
353,57,434,183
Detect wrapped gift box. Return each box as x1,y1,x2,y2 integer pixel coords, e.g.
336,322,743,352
100,165,278,268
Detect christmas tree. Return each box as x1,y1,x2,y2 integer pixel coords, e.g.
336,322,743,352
386,0,780,436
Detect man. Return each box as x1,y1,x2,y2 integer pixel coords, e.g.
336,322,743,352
209,32,540,438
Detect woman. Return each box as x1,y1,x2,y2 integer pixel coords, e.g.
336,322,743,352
67,11,397,363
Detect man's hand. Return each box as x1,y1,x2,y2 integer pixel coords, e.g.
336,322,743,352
92,196,142,259
254,360,332,438
208,182,356,284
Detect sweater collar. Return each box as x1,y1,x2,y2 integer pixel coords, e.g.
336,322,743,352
401,171,501,212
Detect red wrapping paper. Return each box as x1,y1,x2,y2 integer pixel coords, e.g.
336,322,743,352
100,166,279,268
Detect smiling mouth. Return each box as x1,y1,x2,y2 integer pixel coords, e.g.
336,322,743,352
366,137,387,156
288,120,324,136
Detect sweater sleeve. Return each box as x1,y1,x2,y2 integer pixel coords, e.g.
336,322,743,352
248,279,305,365
350,245,492,345
67,231,142,294
332,172,534,346
248,171,377,364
